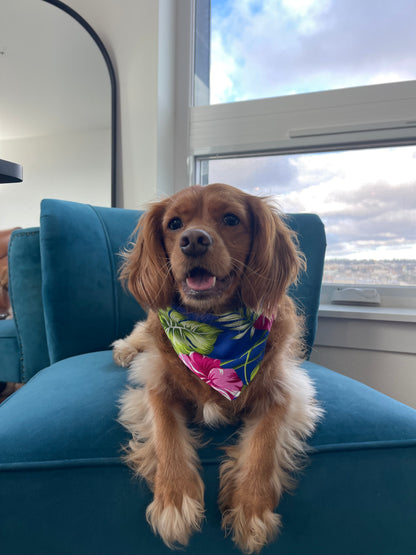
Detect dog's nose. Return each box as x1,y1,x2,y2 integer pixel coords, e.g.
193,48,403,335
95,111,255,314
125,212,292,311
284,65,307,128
180,229,213,257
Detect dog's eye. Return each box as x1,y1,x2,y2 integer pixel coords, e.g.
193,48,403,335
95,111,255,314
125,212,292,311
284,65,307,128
223,213,240,226
167,217,183,230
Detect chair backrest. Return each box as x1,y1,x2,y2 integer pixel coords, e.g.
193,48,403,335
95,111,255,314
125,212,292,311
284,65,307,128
40,200,326,365
40,199,146,364
285,214,326,358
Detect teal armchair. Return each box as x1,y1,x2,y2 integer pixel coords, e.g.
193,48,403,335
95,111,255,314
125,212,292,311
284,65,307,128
0,199,415,555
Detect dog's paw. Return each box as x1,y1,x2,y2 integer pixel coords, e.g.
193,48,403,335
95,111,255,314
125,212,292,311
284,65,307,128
112,338,139,367
146,494,205,548
222,506,281,554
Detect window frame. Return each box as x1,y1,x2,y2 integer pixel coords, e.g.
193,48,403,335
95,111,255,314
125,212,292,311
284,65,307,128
175,0,416,314
190,82,416,161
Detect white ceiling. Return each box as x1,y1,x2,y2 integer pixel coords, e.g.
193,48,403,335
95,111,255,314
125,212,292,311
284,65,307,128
0,0,110,141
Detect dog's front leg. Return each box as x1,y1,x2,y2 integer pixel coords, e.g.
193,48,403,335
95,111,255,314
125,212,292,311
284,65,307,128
124,386,205,548
112,321,147,367
219,402,305,554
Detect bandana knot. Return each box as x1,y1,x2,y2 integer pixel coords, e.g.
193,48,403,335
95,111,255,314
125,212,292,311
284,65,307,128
158,305,274,401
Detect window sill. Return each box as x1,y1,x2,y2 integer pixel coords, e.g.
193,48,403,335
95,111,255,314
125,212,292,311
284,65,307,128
318,304,416,323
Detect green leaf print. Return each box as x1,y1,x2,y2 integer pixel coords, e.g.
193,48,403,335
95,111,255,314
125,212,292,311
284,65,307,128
249,362,261,382
159,308,221,356
217,308,258,340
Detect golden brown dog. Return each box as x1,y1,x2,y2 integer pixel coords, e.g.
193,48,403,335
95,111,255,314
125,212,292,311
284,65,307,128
113,183,322,553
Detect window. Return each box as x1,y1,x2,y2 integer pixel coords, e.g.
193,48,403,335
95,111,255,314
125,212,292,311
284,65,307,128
197,147,416,287
189,0,416,305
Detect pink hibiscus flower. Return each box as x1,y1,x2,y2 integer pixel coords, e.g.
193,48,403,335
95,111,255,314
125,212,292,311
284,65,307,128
254,314,274,331
179,352,243,401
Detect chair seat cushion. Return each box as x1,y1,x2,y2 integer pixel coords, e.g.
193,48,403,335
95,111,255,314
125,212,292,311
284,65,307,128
1,352,415,555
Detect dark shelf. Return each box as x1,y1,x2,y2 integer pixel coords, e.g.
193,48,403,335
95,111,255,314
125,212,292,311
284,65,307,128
0,159,23,183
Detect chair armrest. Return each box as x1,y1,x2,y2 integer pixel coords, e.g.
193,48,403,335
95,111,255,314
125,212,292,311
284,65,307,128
8,228,50,381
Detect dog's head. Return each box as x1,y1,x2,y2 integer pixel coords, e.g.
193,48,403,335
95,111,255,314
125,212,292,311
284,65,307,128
121,184,304,317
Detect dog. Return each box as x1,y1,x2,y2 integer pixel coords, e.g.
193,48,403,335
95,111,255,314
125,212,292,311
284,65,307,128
113,183,322,553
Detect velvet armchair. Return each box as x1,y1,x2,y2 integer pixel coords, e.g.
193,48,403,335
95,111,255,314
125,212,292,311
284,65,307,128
0,198,415,555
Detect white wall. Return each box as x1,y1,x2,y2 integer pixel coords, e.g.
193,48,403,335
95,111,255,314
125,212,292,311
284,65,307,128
65,0,178,210
0,129,110,229
310,315,416,409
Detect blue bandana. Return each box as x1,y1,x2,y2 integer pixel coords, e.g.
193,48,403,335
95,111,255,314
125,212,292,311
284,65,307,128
158,305,273,400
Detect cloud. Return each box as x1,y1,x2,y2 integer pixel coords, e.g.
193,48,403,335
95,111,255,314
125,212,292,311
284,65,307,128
206,147,416,259
324,182,416,220
210,0,416,102
208,154,301,194
318,181,416,257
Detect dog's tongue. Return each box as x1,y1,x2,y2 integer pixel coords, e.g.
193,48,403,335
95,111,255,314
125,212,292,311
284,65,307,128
186,271,216,291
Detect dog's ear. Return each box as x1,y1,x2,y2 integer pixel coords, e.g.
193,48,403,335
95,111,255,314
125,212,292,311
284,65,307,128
120,198,175,310
240,196,305,318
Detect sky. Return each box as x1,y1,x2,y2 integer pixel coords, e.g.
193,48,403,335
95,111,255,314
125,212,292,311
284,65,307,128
206,0,416,262
208,147,416,260
210,0,416,102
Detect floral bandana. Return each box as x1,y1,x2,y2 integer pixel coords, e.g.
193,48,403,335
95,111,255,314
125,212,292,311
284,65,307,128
158,305,274,401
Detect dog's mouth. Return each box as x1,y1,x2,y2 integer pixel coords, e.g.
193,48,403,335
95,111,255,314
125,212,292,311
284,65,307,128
182,267,233,298
186,267,216,291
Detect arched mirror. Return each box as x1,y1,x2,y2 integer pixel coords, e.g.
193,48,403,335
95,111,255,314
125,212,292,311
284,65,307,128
0,0,116,229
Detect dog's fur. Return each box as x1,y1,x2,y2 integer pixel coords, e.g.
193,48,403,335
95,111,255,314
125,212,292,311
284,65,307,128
114,183,322,553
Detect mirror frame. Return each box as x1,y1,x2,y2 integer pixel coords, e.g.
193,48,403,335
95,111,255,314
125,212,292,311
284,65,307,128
42,0,117,206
